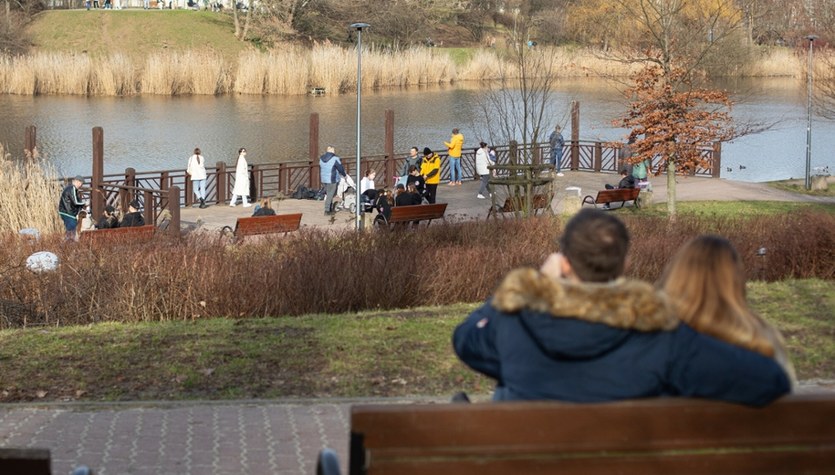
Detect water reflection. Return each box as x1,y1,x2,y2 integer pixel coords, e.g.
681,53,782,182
0,77,832,182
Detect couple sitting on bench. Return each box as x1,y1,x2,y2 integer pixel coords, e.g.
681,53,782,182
455,208,791,405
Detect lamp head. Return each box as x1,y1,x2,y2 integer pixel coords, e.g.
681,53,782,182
351,23,370,31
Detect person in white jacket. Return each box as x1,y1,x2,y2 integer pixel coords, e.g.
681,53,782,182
187,147,208,209
230,148,251,207
475,141,493,199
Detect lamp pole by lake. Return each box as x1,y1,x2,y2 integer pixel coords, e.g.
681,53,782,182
351,22,370,231
805,34,817,191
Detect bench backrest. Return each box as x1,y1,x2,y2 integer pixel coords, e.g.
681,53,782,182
387,203,448,223
0,448,51,475
348,394,835,475
595,187,640,203
234,213,302,237
79,225,156,245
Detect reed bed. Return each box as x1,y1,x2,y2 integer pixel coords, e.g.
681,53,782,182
0,46,831,97
0,208,832,328
0,144,62,235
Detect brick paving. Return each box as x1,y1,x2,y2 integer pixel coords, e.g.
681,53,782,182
0,399,438,475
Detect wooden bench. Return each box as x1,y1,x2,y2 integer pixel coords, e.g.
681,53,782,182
582,187,641,209
317,394,835,475
79,225,156,246
487,193,551,219
378,203,448,227
0,448,93,474
225,213,302,242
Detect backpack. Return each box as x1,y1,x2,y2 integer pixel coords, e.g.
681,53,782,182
292,185,310,200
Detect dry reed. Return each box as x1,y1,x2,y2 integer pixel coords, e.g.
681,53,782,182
0,144,63,235
0,46,831,97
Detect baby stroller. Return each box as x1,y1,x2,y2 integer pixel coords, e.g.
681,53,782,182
335,175,357,212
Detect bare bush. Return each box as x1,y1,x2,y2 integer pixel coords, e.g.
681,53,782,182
0,211,832,329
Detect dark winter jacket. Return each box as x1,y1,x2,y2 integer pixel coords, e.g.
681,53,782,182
618,174,636,189
97,215,119,229
58,184,85,218
319,152,346,185
120,212,145,228
453,268,790,407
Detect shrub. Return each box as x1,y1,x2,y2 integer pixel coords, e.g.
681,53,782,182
0,211,832,329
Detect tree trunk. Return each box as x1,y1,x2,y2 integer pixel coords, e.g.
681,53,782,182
232,2,240,39
5,0,11,29
240,0,252,41
666,160,677,217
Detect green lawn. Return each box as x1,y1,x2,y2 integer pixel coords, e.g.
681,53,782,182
1,280,831,403
639,201,835,217
27,10,250,61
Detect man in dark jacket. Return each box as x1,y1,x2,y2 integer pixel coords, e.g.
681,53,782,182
120,200,145,227
453,208,790,406
319,145,347,215
58,175,87,241
97,205,119,229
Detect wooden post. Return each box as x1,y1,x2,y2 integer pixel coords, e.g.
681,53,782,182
124,167,136,212
278,163,288,194
24,125,36,157
119,187,129,214
251,164,261,200
384,109,394,187
310,112,320,189
168,186,181,235
92,127,104,220
143,190,154,226
510,140,518,165
571,101,580,170
184,177,193,207
215,162,226,204
160,171,170,210
594,143,602,172
712,142,722,178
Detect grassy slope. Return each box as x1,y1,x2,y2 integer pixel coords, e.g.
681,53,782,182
26,10,250,61
1,281,832,403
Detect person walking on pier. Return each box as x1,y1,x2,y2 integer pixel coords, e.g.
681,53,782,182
475,142,493,199
549,125,565,176
187,147,208,209
58,175,87,242
445,128,464,185
319,145,347,215
230,148,251,208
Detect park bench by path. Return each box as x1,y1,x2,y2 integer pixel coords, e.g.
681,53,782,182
223,213,302,242
487,193,551,219
79,225,156,246
317,394,835,475
378,203,447,228
582,187,641,209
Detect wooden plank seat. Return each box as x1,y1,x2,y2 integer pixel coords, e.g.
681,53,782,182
487,193,551,219
79,225,156,245
378,203,448,228
225,213,302,242
582,187,641,209
317,394,835,475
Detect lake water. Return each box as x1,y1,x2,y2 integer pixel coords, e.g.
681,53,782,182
1,78,833,182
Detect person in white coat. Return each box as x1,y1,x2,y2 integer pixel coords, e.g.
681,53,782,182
475,141,493,199
187,147,208,208
230,147,251,207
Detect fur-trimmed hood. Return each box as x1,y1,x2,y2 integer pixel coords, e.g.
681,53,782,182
490,268,678,360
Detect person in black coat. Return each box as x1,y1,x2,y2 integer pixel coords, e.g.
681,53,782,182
97,205,119,229
120,200,145,227
58,175,87,241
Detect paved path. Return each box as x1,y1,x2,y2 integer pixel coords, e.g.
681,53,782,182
178,172,834,232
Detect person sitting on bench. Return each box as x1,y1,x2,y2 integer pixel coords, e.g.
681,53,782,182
453,208,790,406
120,200,145,227
252,197,276,216
605,168,636,190
97,205,119,229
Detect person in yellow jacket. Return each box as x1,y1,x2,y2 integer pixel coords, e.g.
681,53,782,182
444,128,464,185
420,147,441,204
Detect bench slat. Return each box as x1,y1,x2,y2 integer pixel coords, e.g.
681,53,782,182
79,225,156,245
234,213,302,238
349,395,835,475
387,203,447,224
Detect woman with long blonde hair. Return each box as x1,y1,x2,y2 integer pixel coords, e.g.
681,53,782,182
660,235,795,384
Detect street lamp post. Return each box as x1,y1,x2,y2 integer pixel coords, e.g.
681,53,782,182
805,34,817,191
351,22,370,231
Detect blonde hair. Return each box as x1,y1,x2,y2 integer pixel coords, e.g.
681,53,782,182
260,197,271,209
660,235,793,377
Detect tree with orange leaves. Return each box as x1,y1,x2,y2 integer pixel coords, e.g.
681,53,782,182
618,65,736,216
